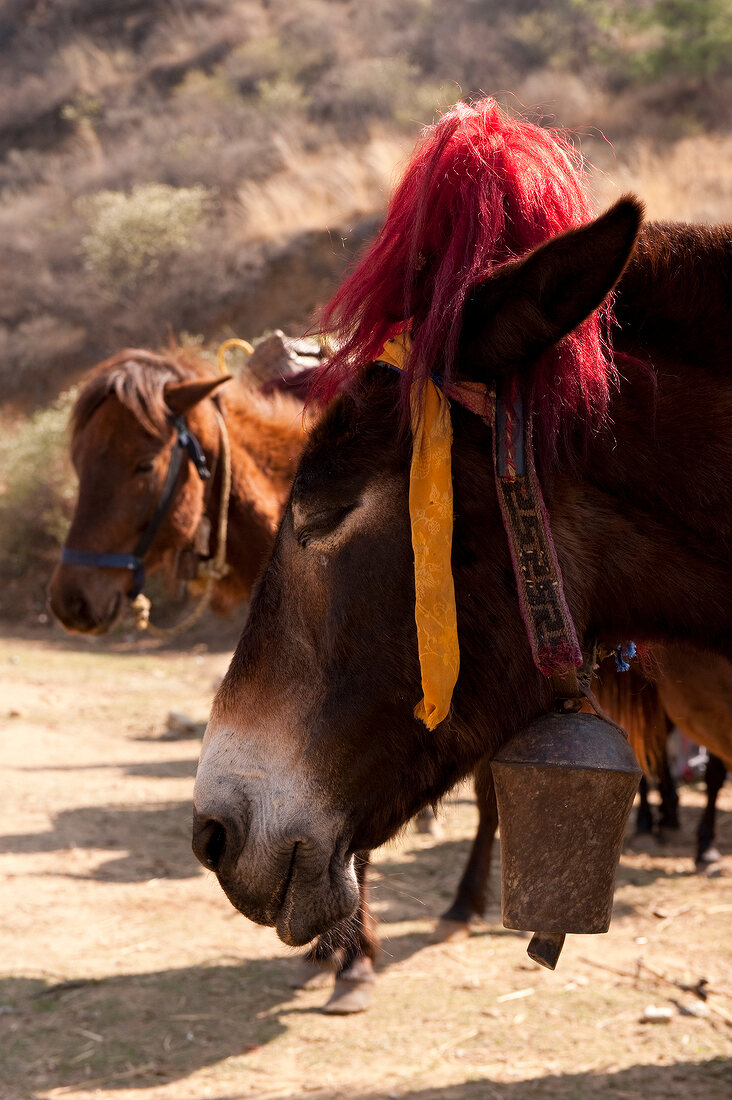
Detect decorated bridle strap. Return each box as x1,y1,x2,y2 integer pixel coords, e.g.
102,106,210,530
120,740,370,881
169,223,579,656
60,415,211,600
492,382,583,688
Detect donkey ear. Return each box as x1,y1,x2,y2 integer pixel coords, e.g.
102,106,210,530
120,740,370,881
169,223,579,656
458,196,644,377
164,375,232,416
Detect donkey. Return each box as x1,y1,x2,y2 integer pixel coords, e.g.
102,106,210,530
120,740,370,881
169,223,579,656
48,348,305,633
191,100,732,958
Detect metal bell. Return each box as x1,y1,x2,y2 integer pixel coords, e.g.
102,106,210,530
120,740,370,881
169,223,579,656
490,711,641,969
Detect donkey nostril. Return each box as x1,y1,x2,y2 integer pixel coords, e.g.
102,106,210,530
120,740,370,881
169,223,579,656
205,823,226,870
193,818,228,872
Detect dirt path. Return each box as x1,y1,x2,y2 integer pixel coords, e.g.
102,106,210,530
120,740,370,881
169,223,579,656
1,631,731,1100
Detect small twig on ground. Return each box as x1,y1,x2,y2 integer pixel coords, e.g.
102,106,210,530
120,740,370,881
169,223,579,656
436,1027,482,1055
496,987,535,1003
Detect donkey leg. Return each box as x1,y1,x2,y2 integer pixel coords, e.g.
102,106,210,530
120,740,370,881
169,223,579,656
435,758,498,942
657,752,680,835
635,775,655,835
292,930,340,991
696,754,727,870
415,804,442,836
324,852,377,1015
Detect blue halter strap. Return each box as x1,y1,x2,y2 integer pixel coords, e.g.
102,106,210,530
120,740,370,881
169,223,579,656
60,415,211,600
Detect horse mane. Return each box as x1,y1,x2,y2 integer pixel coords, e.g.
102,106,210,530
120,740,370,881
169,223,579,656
71,347,306,473
71,347,212,442
313,97,615,453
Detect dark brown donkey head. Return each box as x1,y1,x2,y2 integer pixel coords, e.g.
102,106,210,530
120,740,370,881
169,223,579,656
48,349,233,634
192,198,656,946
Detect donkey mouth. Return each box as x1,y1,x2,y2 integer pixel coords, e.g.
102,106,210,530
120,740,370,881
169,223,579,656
275,845,359,947
218,840,358,948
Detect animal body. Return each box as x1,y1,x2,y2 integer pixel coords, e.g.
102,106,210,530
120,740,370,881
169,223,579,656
48,347,306,633
599,651,731,867
192,98,732,956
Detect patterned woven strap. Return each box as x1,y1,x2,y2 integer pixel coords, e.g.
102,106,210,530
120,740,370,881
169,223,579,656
490,385,583,681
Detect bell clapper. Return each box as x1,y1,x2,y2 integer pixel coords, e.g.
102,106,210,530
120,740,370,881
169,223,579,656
527,931,566,970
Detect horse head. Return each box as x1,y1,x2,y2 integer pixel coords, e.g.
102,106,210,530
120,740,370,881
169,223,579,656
48,350,229,634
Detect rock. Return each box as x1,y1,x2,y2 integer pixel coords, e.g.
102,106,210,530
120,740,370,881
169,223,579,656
641,1004,673,1023
677,1000,710,1018
164,711,200,739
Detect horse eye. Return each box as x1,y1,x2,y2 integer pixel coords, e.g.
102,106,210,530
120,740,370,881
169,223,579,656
134,460,154,475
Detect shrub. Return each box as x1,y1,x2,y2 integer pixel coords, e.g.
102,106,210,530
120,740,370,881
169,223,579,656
309,55,437,128
0,389,77,582
78,182,211,290
258,76,310,115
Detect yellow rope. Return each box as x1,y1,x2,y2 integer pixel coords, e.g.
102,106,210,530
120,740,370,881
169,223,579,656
217,338,254,376
131,406,232,640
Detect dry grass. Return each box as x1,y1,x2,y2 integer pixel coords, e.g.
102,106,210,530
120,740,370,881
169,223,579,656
593,135,732,223
235,130,409,242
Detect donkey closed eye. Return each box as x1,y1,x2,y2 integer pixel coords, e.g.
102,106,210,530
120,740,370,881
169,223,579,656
294,503,355,547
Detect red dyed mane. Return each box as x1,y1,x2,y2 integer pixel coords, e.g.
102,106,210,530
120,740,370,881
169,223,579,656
315,98,614,445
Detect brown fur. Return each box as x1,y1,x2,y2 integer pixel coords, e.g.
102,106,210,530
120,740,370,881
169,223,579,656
48,346,306,632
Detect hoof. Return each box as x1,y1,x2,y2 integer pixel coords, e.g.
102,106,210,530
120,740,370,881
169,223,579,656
323,978,374,1014
432,917,471,944
630,832,655,852
290,960,336,991
323,958,375,1015
697,848,723,877
415,808,441,837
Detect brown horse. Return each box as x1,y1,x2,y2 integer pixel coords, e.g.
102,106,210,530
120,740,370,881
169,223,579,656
192,144,732,951
600,647,731,866
48,348,306,633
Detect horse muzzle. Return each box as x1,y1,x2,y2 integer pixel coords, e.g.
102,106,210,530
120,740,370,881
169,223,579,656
47,566,125,634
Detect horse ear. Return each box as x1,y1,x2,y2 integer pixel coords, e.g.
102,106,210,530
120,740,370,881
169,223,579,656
164,375,232,416
458,196,644,377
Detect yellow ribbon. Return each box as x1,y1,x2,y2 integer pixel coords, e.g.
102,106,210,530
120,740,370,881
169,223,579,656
379,335,460,730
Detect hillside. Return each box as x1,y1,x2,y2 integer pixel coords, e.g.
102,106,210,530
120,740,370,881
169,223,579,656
2,0,732,406
2,1,732,616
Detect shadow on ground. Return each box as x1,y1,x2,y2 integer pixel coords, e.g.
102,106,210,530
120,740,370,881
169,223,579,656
190,1062,732,1100
0,801,200,881
0,960,289,1095
286,1060,731,1100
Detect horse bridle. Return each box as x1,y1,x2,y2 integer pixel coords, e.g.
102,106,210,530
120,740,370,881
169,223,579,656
60,414,212,600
